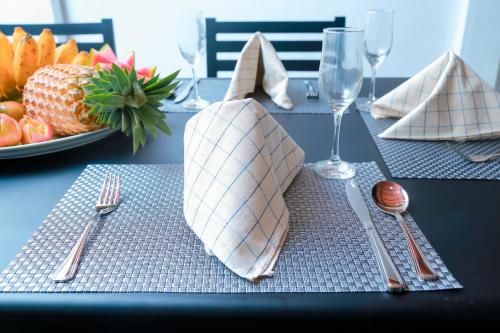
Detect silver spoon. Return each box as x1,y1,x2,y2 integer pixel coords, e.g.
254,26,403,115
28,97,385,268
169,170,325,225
372,181,439,281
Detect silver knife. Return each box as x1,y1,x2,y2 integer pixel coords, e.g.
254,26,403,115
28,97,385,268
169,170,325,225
345,179,406,293
173,78,200,104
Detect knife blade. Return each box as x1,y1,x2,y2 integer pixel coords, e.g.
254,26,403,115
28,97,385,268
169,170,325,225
173,78,200,104
345,178,406,293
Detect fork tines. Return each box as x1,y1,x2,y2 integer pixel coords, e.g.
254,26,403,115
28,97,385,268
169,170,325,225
304,80,319,99
97,172,120,208
307,91,319,99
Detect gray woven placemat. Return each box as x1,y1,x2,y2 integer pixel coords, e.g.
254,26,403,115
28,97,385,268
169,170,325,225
360,112,500,180
162,79,331,114
0,162,461,293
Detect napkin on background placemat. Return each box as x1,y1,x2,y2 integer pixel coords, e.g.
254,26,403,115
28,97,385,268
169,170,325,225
223,32,294,110
183,98,304,281
371,50,500,140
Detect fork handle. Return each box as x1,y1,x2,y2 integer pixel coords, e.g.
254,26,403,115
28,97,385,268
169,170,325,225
474,152,500,162
49,218,96,282
304,80,314,92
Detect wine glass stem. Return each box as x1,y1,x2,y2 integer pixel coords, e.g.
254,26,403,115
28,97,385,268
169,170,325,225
191,64,200,100
369,66,377,102
330,110,345,164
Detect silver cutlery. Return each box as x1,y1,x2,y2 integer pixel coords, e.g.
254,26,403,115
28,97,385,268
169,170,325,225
167,81,183,99
304,80,319,99
174,78,201,104
345,179,406,293
446,141,500,163
50,173,121,282
372,181,438,281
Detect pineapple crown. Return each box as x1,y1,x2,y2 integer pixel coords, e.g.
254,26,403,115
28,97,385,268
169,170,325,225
83,64,180,154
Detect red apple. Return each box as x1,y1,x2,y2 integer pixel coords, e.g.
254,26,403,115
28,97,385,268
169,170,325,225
19,116,54,144
0,113,22,147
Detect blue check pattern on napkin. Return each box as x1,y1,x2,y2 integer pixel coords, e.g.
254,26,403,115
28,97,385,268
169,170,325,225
372,51,500,141
183,98,304,281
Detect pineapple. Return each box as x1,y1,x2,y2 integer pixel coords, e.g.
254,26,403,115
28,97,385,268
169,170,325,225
23,64,179,153
24,64,100,135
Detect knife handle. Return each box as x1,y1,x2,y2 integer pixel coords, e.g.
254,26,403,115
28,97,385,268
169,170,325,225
367,227,406,293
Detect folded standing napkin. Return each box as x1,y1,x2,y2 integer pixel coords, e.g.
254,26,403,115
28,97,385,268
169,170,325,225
223,32,294,110
371,50,500,140
183,98,304,281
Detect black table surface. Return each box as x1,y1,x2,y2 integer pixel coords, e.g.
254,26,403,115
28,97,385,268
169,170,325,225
0,78,499,329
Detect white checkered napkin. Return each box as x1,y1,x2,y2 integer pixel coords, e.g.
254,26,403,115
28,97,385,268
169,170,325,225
224,32,294,110
183,98,304,281
371,50,500,140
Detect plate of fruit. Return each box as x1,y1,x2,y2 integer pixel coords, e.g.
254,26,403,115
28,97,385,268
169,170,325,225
0,27,179,159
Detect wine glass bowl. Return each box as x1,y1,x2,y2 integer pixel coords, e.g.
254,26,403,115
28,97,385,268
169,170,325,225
177,10,209,109
363,9,393,67
356,9,394,112
177,11,206,65
314,27,364,180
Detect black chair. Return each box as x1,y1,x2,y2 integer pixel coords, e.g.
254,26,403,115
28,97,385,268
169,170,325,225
0,18,115,52
205,17,346,77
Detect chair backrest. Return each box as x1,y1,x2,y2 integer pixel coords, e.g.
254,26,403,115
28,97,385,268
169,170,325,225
0,18,115,52
206,17,346,77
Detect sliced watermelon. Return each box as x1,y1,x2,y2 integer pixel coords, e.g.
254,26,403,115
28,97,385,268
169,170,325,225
118,51,135,70
91,45,156,80
95,62,113,71
92,52,114,67
137,66,156,80
98,44,118,62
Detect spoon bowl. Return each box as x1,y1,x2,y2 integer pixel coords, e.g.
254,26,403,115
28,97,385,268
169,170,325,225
371,181,438,281
371,181,409,215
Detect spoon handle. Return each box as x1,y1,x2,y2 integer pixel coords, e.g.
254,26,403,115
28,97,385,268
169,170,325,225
396,214,439,281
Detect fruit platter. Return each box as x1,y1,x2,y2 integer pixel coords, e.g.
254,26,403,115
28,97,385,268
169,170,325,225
0,27,179,159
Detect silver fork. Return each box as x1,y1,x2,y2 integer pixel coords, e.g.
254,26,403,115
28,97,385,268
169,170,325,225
446,141,500,163
304,80,319,99
49,173,120,282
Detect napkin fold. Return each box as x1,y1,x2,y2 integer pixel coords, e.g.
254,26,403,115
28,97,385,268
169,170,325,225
183,98,304,281
371,50,500,140
224,32,294,110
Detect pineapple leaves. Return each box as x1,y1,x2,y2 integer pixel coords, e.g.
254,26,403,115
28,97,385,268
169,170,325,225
111,63,132,95
83,65,179,154
132,81,147,106
84,94,126,108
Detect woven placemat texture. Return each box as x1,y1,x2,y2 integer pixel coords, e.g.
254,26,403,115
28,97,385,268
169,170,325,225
360,112,500,180
0,162,461,293
162,79,331,114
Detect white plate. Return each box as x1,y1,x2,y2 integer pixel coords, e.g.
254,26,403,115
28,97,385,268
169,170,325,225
0,128,116,159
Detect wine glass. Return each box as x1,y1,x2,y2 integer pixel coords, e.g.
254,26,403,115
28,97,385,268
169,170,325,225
177,10,209,109
355,9,394,112
314,28,364,180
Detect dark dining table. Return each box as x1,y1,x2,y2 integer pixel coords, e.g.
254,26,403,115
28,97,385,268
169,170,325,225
0,78,499,330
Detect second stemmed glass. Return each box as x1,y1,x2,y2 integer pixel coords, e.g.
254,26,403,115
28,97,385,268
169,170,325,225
355,9,394,112
314,28,364,180
177,10,209,109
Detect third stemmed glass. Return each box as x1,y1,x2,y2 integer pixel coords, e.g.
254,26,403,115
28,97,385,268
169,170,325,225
355,9,394,112
177,10,209,109
314,28,364,180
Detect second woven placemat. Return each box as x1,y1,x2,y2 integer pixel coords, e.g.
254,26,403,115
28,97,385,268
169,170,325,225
360,111,500,180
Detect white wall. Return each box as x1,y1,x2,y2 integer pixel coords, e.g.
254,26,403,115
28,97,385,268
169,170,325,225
0,0,54,23
58,0,471,79
0,0,498,88
460,0,500,89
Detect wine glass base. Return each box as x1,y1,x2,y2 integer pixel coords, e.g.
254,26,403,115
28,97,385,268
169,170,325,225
355,97,373,112
182,97,210,110
313,160,356,180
